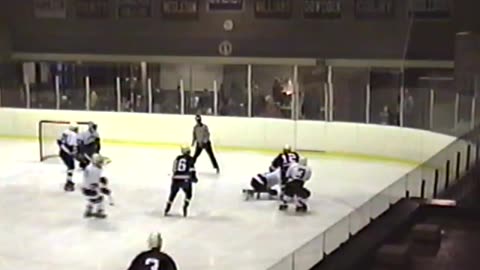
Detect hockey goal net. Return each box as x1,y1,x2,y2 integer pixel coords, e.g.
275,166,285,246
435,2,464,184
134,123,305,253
38,120,90,162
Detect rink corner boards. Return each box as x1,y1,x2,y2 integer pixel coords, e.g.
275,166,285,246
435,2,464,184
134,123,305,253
1,135,425,168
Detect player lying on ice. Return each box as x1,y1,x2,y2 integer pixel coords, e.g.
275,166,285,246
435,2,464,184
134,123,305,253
243,170,281,200
243,144,299,200
243,145,312,213
243,144,300,200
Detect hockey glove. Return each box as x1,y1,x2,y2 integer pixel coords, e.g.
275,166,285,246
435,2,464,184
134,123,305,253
100,177,108,185
100,187,111,196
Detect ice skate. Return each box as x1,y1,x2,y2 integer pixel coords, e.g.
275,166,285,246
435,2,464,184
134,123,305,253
183,205,188,217
84,206,94,218
295,205,308,213
242,189,255,200
64,181,75,192
93,210,107,219
279,203,288,211
164,203,172,216
295,201,308,213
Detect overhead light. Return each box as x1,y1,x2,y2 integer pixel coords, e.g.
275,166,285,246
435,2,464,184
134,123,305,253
427,199,456,206
419,76,454,81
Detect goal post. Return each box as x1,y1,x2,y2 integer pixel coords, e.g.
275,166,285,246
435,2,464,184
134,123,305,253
38,120,90,162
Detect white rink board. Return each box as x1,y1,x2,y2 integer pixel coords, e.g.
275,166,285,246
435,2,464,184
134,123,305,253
0,108,456,163
0,140,415,270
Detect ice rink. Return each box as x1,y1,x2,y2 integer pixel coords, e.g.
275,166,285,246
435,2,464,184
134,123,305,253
0,140,416,270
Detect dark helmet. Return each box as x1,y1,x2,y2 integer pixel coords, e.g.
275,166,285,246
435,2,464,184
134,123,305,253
88,121,97,131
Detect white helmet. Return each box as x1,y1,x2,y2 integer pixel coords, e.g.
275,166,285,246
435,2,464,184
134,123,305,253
91,154,104,167
299,157,308,166
147,232,163,250
283,144,292,153
69,122,79,132
181,145,191,155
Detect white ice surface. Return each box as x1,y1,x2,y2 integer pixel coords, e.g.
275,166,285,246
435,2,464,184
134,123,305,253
0,140,415,270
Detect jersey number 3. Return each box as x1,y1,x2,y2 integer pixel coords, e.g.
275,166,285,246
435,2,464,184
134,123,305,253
145,258,159,270
295,168,306,179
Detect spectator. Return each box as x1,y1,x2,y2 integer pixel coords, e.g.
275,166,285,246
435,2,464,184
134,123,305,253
272,78,283,104
379,105,395,125
90,90,98,110
261,95,283,118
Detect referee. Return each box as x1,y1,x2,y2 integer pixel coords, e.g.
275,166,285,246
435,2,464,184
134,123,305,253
191,114,220,173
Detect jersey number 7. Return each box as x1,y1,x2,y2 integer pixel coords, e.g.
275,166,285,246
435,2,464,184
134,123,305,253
145,258,159,270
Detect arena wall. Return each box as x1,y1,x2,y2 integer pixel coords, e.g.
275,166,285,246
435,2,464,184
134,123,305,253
0,108,456,164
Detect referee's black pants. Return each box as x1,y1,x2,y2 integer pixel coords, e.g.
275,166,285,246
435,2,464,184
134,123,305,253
193,141,219,169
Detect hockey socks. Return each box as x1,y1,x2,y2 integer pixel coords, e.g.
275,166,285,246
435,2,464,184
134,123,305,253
183,199,190,217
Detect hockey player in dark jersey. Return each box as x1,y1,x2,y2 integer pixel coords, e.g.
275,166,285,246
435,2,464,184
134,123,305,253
126,232,177,270
164,146,198,217
77,122,101,169
270,144,300,183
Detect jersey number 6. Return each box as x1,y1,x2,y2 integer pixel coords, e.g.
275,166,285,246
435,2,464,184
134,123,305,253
177,159,187,172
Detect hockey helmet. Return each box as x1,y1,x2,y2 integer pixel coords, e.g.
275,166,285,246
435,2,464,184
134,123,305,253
195,114,202,123
69,122,79,132
88,121,98,131
147,232,163,250
91,154,104,167
283,144,292,153
181,145,191,155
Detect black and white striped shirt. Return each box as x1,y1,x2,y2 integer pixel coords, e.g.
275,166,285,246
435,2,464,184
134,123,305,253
193,124,210,144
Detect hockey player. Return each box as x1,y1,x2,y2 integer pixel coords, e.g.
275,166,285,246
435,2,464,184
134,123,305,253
270,144,300,183
57,122,79,191
164,146,198,217
82,154,112,219
279,157,312,212
77,122,101,169
126,232,178,270
242,171,280,200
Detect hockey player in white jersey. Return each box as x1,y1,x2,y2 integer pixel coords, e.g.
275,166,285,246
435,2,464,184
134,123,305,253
77,122,101,170
57,123,79,192
242,171,281,200
279,157,312,212
82,154,112,219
